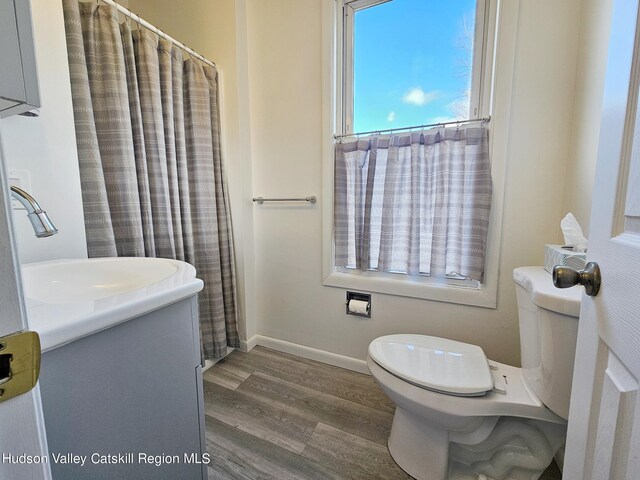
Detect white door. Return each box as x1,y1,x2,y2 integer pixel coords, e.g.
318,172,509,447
563,0,640,477
0,124,51,479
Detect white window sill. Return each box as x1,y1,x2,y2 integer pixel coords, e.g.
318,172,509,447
323,271,497,309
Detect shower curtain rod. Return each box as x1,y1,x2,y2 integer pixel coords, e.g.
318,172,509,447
334,115,491,139
98,0,216,68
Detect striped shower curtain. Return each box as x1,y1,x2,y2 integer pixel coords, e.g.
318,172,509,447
62,0,238,358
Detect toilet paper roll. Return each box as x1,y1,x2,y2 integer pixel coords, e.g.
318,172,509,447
348,299,369,315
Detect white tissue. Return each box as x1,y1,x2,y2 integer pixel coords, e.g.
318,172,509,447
348,299,369,315
560,213,588,252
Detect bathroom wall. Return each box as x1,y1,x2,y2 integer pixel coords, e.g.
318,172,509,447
0,0,87,263
0,0,609,366
243,0,582,366
127,0,595,366
562,0,614,234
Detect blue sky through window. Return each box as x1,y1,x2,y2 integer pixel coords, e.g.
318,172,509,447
353,0,477,133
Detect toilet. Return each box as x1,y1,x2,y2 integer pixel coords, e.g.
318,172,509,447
367,267,582,480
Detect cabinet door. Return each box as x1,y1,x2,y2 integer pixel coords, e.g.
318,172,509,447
39,299,206,479
0,0,26,110
0,0,40,117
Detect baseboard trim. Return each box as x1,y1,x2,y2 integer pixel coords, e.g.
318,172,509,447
253,334,369,375
240,335,258,353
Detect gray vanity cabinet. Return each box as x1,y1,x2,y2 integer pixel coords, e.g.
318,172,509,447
38,297,209,480
0,0,40,117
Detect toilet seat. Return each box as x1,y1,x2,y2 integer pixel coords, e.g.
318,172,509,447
368,334,494,396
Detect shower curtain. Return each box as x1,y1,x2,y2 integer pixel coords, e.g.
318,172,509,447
62,0,238,358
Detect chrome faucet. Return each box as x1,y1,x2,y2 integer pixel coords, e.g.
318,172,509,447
10,185,58,238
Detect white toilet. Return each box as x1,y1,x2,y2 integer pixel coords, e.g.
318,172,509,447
367,267,582,480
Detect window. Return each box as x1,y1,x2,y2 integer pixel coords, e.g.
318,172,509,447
342,0,489,135
323,0,501,307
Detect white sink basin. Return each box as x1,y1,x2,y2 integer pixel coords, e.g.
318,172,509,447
23,257,204,352
23,257,179,303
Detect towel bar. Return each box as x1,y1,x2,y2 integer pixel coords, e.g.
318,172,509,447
252,196,317,204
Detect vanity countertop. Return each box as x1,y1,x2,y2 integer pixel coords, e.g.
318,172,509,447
22,257,203,352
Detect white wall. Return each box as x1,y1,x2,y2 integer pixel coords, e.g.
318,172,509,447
13,0,607,368
244,0,582,366
0,0,87,263
127,0,597,366
562,0,614,234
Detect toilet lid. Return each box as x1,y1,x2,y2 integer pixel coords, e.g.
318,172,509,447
368,334,493,396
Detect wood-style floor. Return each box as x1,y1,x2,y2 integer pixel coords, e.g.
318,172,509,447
203,346,562,480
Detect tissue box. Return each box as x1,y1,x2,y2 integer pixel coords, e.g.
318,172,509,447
544,245,587,274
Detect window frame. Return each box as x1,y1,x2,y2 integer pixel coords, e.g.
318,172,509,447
341,0,490,135
321,0,515,309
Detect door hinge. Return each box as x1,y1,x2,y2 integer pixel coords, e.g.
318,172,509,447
0,331,41,403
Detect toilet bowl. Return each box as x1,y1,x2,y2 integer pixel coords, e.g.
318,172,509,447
368,267,582,480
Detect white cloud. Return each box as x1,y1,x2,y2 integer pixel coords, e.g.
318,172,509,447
386,111,396,122
401,87,440,107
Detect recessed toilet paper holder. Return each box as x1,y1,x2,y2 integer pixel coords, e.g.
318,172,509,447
346,291,371,318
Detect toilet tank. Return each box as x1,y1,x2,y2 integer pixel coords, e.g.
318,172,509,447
513,267,582,420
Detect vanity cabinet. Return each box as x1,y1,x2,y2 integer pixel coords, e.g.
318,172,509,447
0,0,40,117
38,296,208,480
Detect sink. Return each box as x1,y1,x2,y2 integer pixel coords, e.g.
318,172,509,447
22,257,204,352
23,257,179,303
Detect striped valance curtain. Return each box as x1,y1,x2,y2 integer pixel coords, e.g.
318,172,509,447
63,0,238,358
334,126,492,282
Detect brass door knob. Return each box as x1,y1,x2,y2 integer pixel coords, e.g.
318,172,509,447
553,262,601,296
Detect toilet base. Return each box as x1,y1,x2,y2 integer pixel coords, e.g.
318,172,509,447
449,417,566,479
388,408,567,480
388,407,449,480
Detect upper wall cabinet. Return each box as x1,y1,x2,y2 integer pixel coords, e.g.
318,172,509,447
0,0,40,118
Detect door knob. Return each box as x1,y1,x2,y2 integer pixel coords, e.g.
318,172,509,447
552,262,601,296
